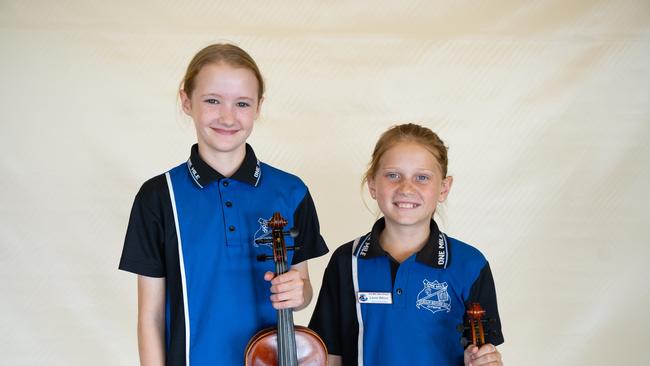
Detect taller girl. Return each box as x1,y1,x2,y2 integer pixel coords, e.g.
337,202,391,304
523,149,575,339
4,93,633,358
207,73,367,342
119,44,328,365
309,123,503,365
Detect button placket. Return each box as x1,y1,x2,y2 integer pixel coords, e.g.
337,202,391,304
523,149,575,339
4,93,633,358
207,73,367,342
220,179,240,246
393,260,409,309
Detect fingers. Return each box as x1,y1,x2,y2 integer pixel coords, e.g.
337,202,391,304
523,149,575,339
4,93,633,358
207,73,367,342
466,344,502,366
263,271,275,281
265,269,305,309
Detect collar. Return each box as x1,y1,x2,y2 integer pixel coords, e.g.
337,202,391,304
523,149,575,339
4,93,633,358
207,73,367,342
186,143,262,188
354,217,450,269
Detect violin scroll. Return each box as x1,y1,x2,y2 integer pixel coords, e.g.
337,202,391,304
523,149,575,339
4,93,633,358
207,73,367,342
459,302,495,348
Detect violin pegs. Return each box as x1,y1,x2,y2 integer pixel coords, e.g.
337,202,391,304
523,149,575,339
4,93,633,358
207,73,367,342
284,228,299,238
257,254,273,262
287,245,302,252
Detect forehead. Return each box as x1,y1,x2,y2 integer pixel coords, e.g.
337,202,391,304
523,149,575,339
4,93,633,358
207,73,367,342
193,63,259,97
379,142,442,171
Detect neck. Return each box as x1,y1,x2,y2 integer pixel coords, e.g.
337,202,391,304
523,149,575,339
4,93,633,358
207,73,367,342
379,220,430,263
197,143,246,178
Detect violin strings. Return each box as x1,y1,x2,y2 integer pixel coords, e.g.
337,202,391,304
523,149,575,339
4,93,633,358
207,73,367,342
273,224,299,366
275,254,298,366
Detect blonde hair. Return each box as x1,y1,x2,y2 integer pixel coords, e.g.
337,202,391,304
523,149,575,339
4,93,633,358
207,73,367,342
180,43,264,100
362,123,449,186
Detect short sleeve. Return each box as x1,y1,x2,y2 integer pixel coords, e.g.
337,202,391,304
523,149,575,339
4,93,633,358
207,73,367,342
291,190,328,264
309,249,343,354
465,262,504,345
118,176,169,278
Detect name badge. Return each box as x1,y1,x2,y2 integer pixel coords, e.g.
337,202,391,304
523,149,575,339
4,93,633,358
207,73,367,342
357,292,393,304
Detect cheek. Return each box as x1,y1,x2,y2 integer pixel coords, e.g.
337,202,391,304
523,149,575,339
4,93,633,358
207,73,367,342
239,110,258,125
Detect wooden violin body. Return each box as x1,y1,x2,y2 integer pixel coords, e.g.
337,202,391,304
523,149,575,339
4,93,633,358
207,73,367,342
245,325,327,366
244,212,327,366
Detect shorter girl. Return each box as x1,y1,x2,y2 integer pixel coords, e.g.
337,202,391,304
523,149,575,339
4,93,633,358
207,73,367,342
309,123,503,366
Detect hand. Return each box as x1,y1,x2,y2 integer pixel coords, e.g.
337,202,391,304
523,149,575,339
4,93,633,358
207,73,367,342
264,269,305,310
464,343,502,366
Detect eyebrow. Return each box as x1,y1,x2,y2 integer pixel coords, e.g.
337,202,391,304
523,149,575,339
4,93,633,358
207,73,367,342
380,167,436,172
200,93,255,101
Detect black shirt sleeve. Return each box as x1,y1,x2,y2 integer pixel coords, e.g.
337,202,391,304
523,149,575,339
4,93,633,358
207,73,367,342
309,243,358,362
309,249,343,354
118,175,170,278
291,189,329,264
465,262,504,346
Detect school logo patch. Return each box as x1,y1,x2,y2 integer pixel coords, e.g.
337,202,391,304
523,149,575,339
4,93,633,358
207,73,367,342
416,279,451,314
253,217,272,248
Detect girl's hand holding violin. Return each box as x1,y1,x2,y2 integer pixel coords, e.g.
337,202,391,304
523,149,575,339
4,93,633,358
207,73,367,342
464,343,502,366
264,268,306,310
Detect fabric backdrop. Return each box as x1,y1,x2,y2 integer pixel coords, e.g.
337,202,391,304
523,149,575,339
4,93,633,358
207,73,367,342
1,1,649,365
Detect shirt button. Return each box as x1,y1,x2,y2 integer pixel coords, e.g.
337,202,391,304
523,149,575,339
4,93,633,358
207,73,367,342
225,201,232,207
396,288,403,295
223,180,229,187
229,225,236,232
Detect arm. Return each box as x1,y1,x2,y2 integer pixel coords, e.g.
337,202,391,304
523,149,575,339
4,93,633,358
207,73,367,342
137,275,166,366
328,355,342,366
464,344,502,366
264,261,312,310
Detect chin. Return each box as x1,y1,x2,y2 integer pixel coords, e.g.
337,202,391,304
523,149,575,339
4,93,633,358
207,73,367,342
206,139,246,153
385,216,421,227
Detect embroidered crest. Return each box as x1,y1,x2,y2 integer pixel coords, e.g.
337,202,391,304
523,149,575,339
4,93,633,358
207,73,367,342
415,279,451,314
253,217,272,248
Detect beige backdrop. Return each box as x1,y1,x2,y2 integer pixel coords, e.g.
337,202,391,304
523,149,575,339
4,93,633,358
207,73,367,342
2,1,649,365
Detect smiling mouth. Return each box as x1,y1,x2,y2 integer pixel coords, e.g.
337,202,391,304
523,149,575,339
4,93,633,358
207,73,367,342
211,128,238,135
394,202,420,209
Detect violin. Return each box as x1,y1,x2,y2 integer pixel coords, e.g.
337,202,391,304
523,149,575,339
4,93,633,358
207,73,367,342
244,212,327,366
459,302,498,349
463,302,487,347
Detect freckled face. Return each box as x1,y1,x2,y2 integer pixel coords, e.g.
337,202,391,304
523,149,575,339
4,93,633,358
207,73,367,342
368,142,452,229
180,63,262,156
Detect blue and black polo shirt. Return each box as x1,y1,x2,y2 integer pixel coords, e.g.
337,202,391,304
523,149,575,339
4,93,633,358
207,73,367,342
309,218,503,366
119,143,328,365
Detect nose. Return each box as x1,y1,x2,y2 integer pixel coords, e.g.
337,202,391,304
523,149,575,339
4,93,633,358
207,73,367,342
218,105,235,126
397,179,415,195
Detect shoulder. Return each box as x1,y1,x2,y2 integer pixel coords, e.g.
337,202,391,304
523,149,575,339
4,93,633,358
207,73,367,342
137,161,191,196
135,174,169,204
446,235,488,270
330,241,355,262
447,235,486,259
259,162,307,190
327,236,367,268
132,163,185,212
139,173,169,193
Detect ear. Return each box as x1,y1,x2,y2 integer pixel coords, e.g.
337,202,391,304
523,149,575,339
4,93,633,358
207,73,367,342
438,176,453,202
180,89,192,115
367,178,377,200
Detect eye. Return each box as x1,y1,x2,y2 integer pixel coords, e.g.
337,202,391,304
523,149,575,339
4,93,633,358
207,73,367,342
415,175,430,182
204,98,220,105
236,101,251,108
385,172,400,181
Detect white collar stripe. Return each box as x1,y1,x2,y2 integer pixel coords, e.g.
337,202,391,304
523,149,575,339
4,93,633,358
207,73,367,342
351,236,365,366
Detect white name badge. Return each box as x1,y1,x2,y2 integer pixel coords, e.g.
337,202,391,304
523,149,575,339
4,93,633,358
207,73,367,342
357,292,393,304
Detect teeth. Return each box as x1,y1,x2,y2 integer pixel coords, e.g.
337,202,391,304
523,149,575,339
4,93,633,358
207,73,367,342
396,203,418,208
